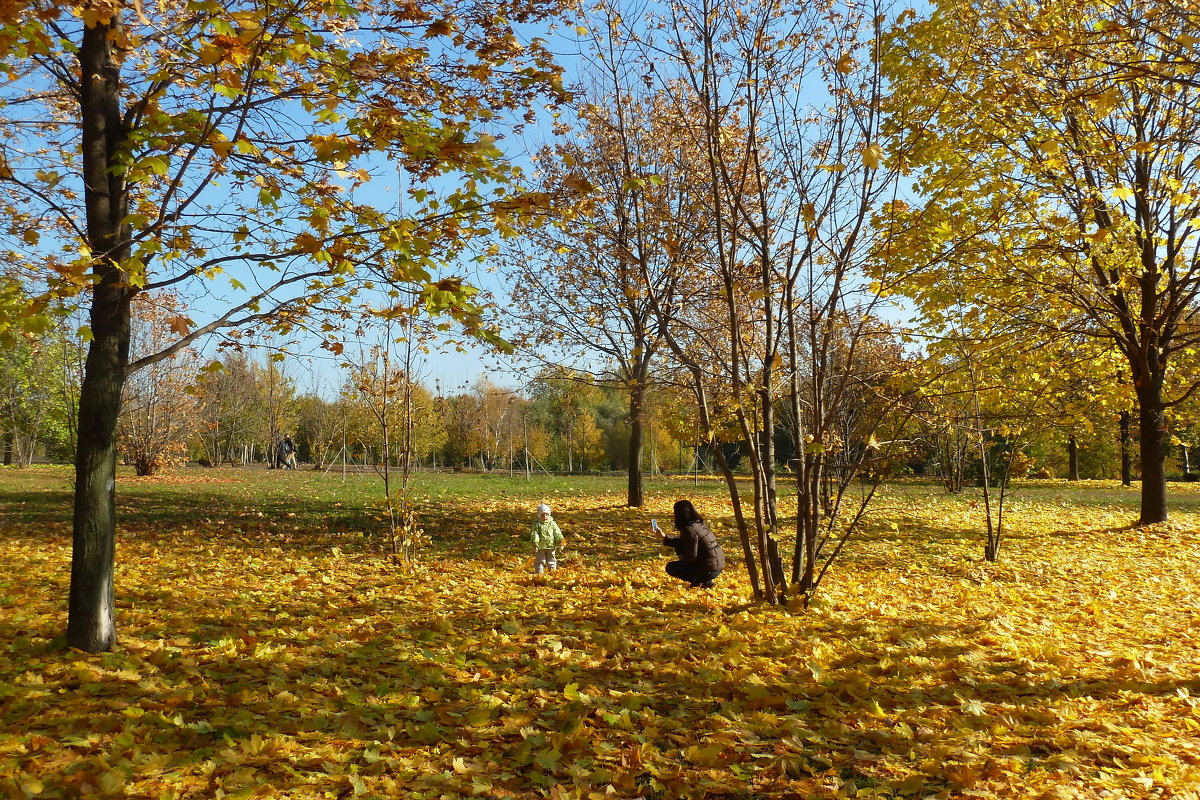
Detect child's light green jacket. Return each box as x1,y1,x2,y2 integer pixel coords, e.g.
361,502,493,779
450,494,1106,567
531,519,564,550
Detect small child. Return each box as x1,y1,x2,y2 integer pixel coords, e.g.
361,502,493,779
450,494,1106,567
530,503,565,574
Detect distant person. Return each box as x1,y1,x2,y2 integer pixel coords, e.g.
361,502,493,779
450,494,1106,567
280,434,297,470
530,503,566,574
655,499,725,588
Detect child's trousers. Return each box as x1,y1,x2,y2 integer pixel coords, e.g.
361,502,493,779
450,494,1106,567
533,548,557,573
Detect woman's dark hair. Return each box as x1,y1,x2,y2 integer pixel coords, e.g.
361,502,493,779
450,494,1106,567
673,499,703,530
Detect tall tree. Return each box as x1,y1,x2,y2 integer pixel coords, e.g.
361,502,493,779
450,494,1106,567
527,368,611,472
117,292,201,475
345,317,430,558
191,351,270,466
882,0,1200,524
616,0,915,603
290,393,338,468
2,0,565,651
504,74,710,506
0,330,71,465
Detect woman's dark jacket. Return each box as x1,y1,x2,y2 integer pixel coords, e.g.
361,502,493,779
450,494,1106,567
663,521,726,573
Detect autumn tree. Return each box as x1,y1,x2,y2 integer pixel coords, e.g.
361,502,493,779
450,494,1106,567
0,333,68,465
290,394,340,469
117,293,201,476
653,381,703,473
629,383,688,474
882,0,1200,524
344,315,429,558
0,291,79,465
1,0,566,651
53,307,88,460
908,319,1061,558
469,377,519,470
191,351,273,466
503,67,712,505
524,369,605,472
259,346,296,469
603,0,917,603
436,390,489,470
1028,339,1132,481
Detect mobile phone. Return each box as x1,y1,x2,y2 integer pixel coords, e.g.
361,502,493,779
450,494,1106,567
651,519,660,532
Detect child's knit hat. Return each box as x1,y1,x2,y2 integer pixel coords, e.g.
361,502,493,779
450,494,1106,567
536,503,551,515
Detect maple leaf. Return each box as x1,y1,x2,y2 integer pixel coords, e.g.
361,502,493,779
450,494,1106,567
862,143,884,169
165,314,191,336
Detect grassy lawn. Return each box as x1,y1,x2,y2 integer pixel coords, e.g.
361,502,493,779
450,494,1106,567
2,466,1200,798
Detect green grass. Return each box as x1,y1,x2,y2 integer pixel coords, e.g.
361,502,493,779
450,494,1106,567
3,465,1190,555
0,465,738,558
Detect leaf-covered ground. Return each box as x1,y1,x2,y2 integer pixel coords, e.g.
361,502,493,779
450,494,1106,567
3,468,1200,799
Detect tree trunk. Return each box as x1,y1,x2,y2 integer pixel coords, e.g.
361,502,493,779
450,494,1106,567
711,440,763,599
1067,434,1079,481
1137,391,1168,524
69,313,126,652
627,382,645,508
566,419,573,473
649,418,657,476
795,453,817,591
17,435,35,467
68,17,131,653
1120,411,1132,486
759,385,778,533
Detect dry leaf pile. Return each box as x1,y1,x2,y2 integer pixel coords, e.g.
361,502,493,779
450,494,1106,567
2,470,1200,799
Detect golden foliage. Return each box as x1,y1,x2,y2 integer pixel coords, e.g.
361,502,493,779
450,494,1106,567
3,471,1200,798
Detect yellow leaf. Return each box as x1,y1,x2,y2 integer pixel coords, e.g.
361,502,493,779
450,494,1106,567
563,175,596,194
425,18,455,38
862,143,884,169
945,763,978,789
294,233,323,254
684,744,724,767
199,44,224,65
230,10,261,30
79,7,115,26
233,137,260,156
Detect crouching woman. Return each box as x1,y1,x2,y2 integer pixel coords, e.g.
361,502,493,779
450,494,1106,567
657,499,725,588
